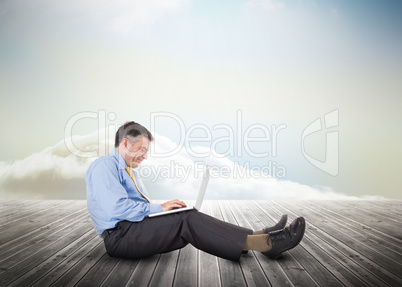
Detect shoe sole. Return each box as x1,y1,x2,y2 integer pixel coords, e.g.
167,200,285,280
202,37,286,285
271,217,306,260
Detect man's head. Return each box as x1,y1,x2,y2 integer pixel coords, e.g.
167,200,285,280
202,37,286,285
115,121,154,168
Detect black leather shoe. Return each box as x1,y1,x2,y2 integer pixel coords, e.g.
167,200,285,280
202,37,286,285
264,215,288,234
262,217,305,259
242,215,288,255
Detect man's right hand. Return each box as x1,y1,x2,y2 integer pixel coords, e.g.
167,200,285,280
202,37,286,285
161,199,187,211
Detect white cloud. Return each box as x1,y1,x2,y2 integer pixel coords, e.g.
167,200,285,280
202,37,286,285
46,0,189,35
0,128,373,200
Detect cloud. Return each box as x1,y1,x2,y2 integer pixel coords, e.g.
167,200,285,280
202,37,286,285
44,0,189,35
0,128,375,201
0,139,96,200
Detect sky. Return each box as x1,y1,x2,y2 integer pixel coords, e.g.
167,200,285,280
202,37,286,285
0,0,401,200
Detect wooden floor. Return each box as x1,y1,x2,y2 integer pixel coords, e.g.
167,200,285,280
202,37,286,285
0,200,401,287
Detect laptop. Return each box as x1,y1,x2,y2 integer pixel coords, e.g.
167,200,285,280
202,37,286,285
148,166,210,217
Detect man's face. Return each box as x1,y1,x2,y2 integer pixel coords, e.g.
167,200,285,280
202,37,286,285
123,136,150,168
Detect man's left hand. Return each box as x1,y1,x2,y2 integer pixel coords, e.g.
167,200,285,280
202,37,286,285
161,200,187,211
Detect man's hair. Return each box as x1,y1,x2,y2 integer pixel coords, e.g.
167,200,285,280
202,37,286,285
114,121,154,148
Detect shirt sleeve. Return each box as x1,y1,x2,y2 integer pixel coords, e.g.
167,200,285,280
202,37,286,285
86,158,162,224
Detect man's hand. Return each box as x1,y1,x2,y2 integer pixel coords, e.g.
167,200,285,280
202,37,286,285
161,199,187,211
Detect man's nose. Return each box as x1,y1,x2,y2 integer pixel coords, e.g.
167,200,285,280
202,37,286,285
143,151,148,159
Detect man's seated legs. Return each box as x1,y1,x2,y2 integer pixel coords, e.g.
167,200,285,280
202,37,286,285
103,210,304,261
104,210,252,260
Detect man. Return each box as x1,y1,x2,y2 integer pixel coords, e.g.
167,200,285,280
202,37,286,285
86,121,305,261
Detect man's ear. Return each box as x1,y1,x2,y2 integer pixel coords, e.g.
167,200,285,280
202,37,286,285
122,138,129,149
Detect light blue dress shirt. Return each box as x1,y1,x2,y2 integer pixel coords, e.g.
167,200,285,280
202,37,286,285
85,149,163,236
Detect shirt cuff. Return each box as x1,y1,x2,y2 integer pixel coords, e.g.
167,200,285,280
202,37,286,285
149,203,163,214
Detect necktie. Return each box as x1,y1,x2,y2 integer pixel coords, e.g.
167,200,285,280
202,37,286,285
125,166,152,203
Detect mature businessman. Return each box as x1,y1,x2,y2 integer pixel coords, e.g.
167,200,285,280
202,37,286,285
85,121,305,261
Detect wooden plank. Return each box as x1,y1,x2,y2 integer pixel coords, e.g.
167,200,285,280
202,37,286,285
0,201,84,245
286,200,402,280
312,200,402,240
0,219,91,271
0,199,50,212
210,201,247,287
298,229,370,287
7,230,97,287
50,241,106,287
254,201,367,287
318,200,402,230
227,201,272,287
218,201,240,225
288,243,341,287
100,258,140,287
233,200,318,287
198,202,221,287
199,252,221,287
0,214,92,270
0,200,51,224
126,255,160,286
173,245,198,287
149,250,180,287
0,206,88,258
298,200,402,259
0,200,73,228
242,201,294,287
344,200,402,218
1,200,401,286
270,201,401,287
0,223,95,286
221,200,293,287
249,201,344,287
173,200,199,287
74,253,120,287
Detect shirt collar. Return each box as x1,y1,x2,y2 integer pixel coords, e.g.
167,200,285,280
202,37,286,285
109,149,128,170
